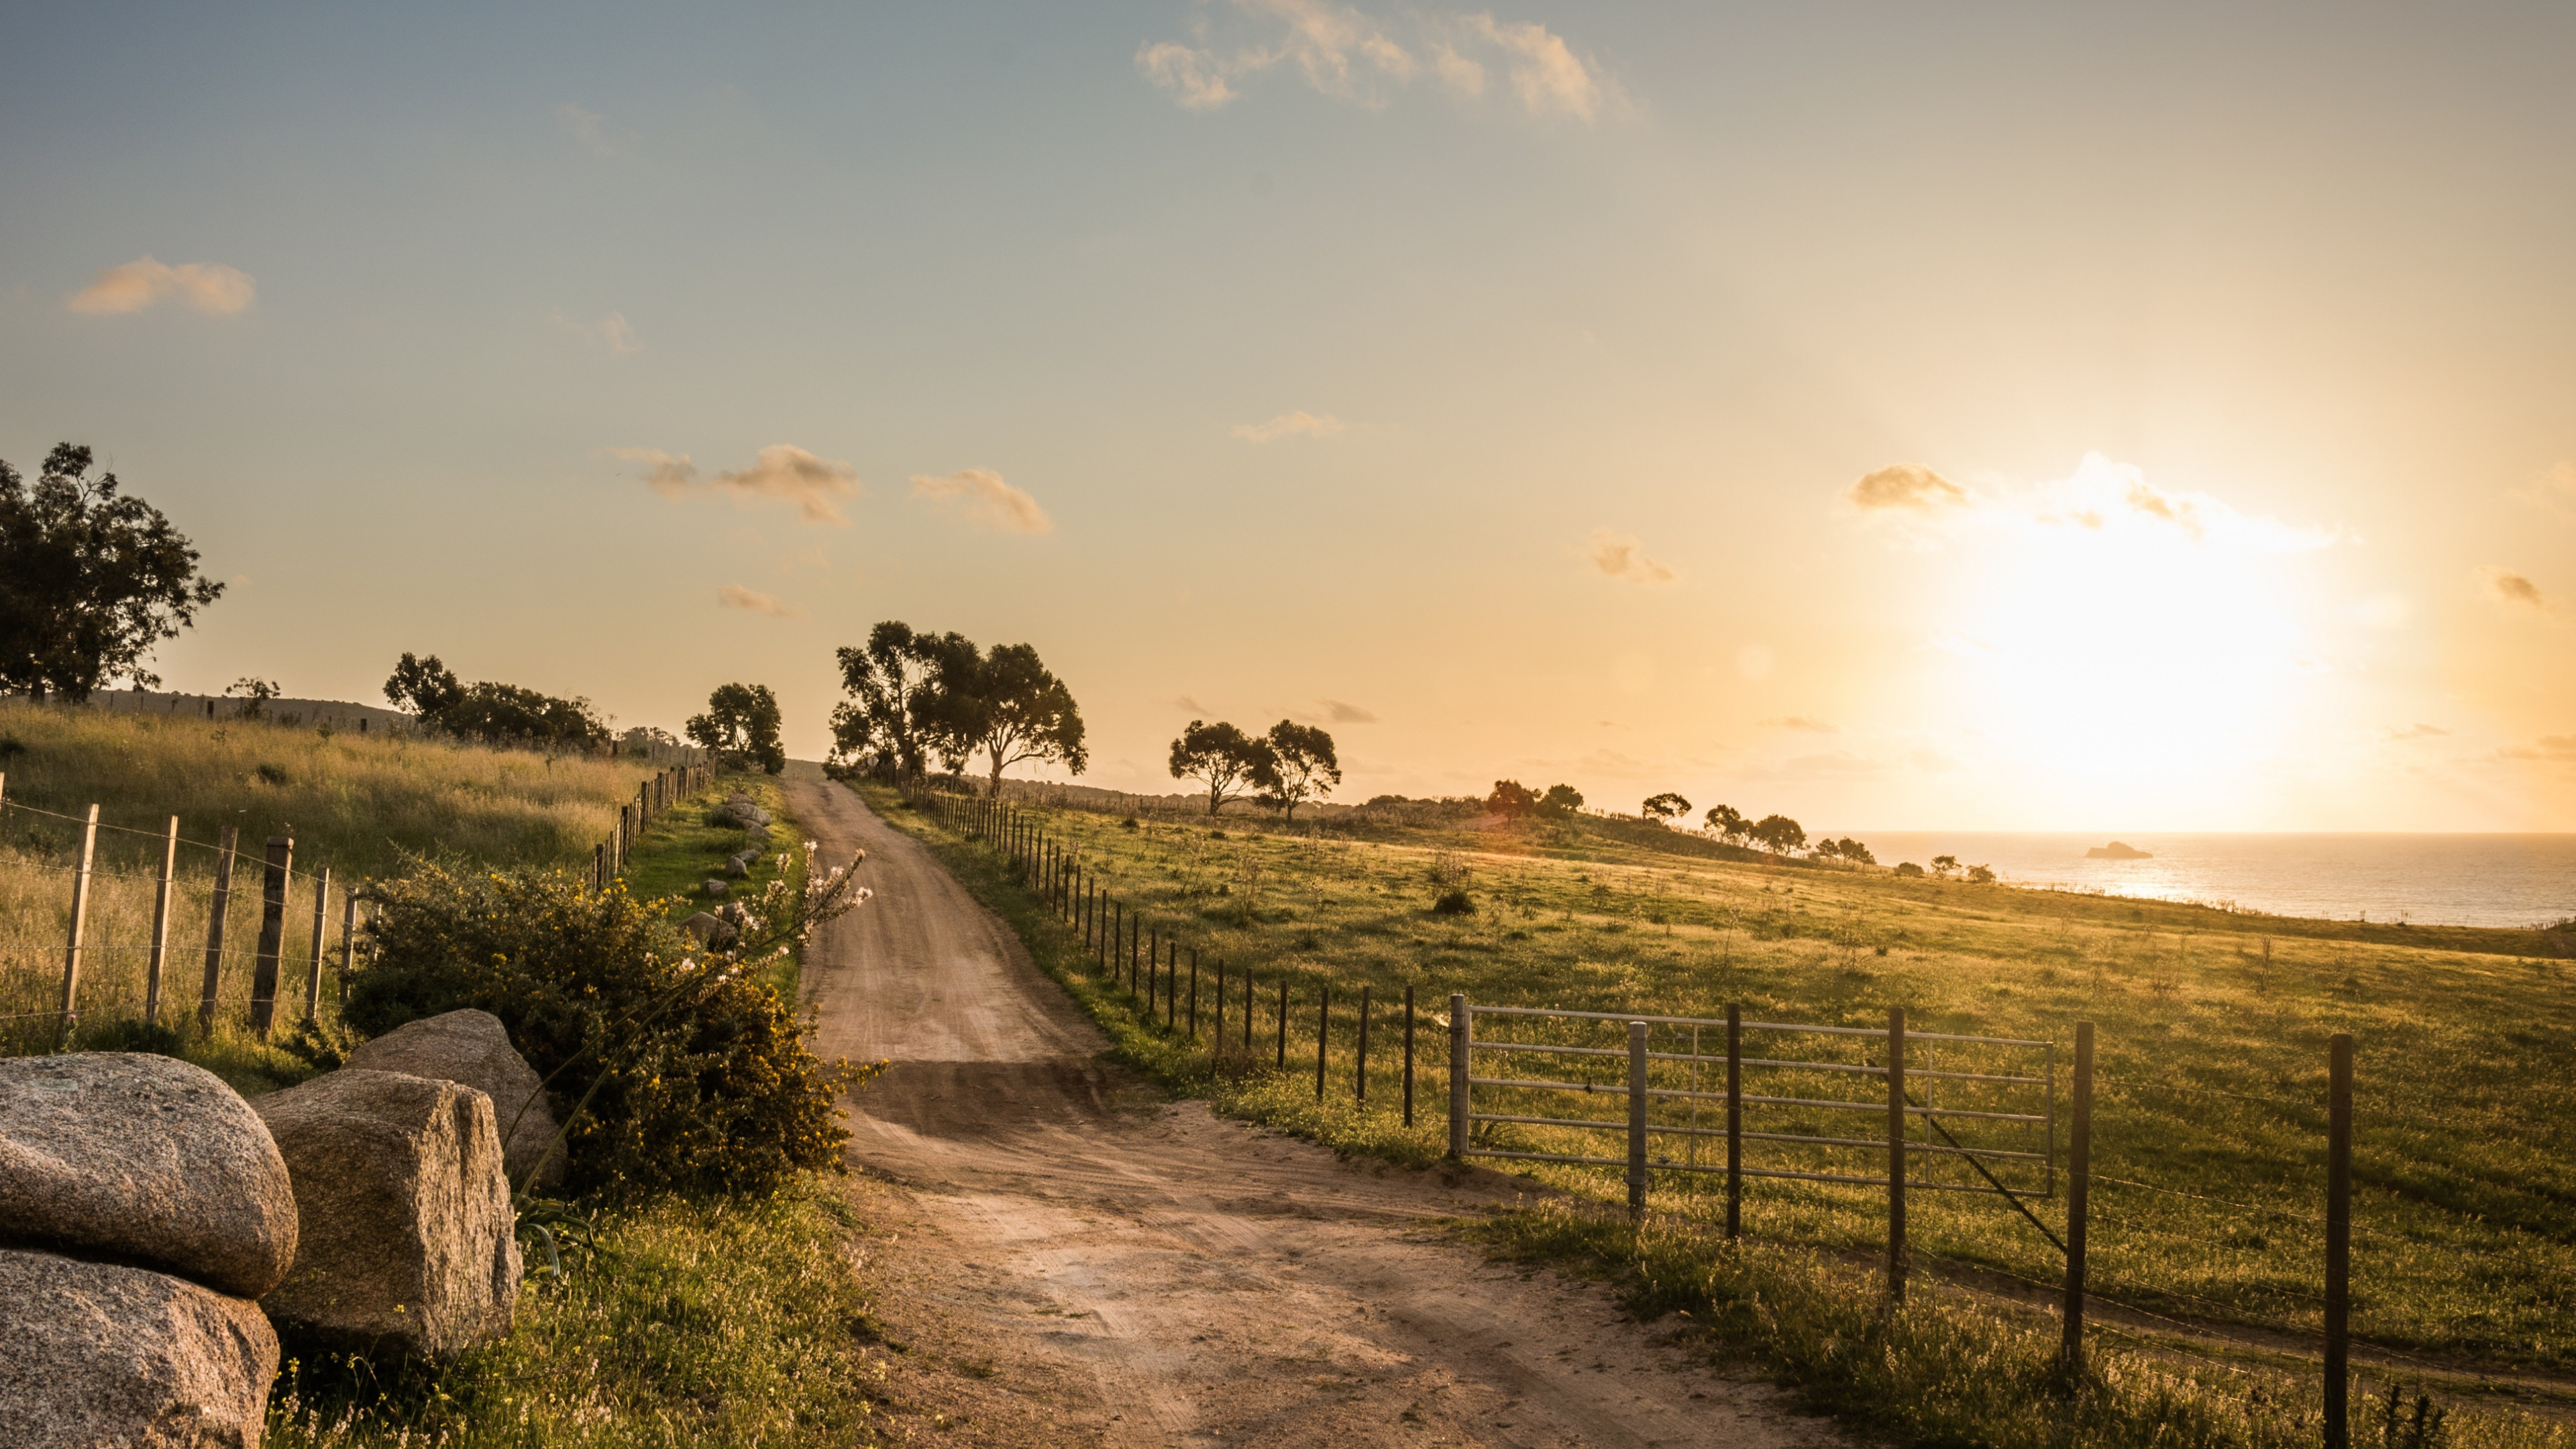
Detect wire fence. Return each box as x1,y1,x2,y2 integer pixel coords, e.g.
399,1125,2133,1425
902,777,2573,1448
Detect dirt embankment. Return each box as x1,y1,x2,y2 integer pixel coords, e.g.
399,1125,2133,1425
792,777,1844,1448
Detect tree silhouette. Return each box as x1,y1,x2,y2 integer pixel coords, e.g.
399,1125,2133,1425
828,621,939,777
914,635,1086,796
384,652,464,719
1540,784,1585,818
1642,792,1690,824
688,682,786,773
1703,803,1748,845
1487,780,1539,818
1257,720,1341,821
1749,814,1807,855
0,444,224,701
1169,720,1270,816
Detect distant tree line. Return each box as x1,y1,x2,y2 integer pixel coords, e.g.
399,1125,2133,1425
1167,718,1342,819
826,621,1087,796
384,652,611,751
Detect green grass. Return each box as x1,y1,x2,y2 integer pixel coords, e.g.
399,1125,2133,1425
266,1181,896,1449
867,783,2576,1442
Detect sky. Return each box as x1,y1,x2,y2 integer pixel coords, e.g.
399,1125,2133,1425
5,1,2573,832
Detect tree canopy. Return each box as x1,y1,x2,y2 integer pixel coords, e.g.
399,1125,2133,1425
913,635,1085,794
1539,783,1585,818
688,682,787,774
1749,814,1808,854
827,621,938,777
0,444,224,702
1703,803,1748,844
1257,720,1341,821
1486,780,1539,818
1641,791,1691,824
384,652,465,717
1169,720,1269,816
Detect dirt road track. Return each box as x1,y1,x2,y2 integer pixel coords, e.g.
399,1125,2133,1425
791,776,1841,1448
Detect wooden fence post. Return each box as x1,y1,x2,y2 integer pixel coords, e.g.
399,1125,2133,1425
56,804,101,1048
1244,969,1256,1052
1727,1002,1743,1240
1213,959,1225,1055
1276,979,1289,1071
1627,1020,1650,1221
1316,987,1330,1100
2326,1032,2353,1449
1402,985,1416,1127
1887,1004,1907,1301
200,827,238,1032
1188,949,1199,1038
1448,994,1470,1159
144,816,179,1026
2061,1020,2094,1375
303,869,331,1024
339,888,360,1004
250,836,292,1039
1357,984,1371,1104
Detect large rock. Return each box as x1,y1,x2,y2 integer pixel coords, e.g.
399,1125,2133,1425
0,1248,278,1449
0,1053,297,1298
252,1069,520,1357
345,1008,566,1191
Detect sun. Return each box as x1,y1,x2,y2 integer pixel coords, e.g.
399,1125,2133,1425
1919,455,2330,822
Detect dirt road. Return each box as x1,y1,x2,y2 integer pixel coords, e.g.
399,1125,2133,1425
791,777,1839,1448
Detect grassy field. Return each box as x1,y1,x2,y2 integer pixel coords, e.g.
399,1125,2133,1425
867,782,2576,1441
0,699,672,1071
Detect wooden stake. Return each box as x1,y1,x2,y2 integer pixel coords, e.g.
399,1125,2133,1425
144,816,179,1026
55,804,101,1048
1888,1004,1907,1301
303,869,331,1024
2061,1021,2094,1375
1626,1020,1649,1220
199,827,238,1033
1448,994,1470,1159
1727,1002,1743,1240
1402,985,1416,1128
2326,1032,2353,1449
250,835,292,1038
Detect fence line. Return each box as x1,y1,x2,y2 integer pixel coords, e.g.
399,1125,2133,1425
895,777,2432,1445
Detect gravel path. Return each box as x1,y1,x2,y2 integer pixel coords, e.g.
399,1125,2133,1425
792,775,1841,1448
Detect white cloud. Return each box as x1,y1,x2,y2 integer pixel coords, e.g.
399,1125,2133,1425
614,443,861,526
1846,463,1968,513
1849,452,2334,556
66,256,255,315
556,103,610,153
1233,410,1344,443
911,468,1053,533
716,584,806,619
1586,528,1674,585
1137,1,1618,120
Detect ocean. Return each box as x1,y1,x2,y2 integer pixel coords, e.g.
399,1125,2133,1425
1845,833,2576,930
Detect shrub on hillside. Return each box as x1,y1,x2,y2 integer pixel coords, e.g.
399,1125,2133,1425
345,861,861,1196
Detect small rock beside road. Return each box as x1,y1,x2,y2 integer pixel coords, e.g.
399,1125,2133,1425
346,1008,566,1191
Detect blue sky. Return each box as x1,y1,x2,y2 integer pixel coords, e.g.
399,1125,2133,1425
7,2,2573,828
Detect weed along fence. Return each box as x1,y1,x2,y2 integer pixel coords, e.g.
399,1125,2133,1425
591,763,713,890
0,773,362,1054
902,780,2429,1446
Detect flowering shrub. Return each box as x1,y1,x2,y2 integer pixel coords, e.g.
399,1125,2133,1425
345,853,871,1196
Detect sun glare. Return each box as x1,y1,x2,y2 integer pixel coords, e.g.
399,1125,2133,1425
1926,455,2329,821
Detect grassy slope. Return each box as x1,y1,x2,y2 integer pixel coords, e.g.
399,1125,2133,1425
867,784,2576,1444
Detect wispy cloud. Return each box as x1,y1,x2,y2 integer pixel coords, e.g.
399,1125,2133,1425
556,102,611,154
2480,566,2546,609
2512,461,2576,517
66,256,255,315
1233,410,1344,443
1761,715,1838,734
1138,1,1619,121
1849,453,2334,555
716,584,806,619
910,468,1053,533
557,310,643,354
1175,695,1211,713
2500,735,2576,764
1321,698,1378,723
2383,722,2451,741
1587,529,1674,586
614,444,861,526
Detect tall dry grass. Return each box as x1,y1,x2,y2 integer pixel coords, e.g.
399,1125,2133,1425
0,698,659,1060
